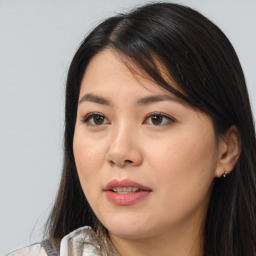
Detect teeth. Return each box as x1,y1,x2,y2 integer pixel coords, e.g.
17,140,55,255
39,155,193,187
111,187,140,194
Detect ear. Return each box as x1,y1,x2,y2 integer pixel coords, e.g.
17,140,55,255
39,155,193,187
215,125,241,178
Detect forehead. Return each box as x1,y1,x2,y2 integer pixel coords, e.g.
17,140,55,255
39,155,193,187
80,49,179,98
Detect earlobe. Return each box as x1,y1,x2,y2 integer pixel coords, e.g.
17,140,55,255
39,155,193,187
215,125,241,178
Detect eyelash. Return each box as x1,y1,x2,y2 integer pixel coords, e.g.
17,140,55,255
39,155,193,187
81,112,110,126
81,112,175,127
144,112,175,126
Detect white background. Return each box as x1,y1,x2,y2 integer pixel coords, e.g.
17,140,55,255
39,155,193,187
0,0,255,254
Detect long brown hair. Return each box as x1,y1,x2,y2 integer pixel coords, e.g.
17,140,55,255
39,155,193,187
45,3,256,255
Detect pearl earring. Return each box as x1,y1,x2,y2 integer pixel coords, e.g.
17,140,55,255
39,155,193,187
222,170,228,178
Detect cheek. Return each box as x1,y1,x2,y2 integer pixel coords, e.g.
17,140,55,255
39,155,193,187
73,129,106,187
148,131,217,172
73,135,105,214
146,129,217,205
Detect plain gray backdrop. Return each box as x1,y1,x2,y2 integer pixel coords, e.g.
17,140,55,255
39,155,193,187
0,0,255,254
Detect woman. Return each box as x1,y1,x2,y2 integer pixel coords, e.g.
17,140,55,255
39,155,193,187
8,2,256,256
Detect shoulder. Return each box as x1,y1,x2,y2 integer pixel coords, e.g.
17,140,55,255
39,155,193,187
6,243,47,256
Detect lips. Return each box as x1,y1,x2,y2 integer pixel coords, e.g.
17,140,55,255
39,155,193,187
104,179,152,206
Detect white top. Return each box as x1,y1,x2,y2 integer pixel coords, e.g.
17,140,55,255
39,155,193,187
7,226,109,256
7,244,47,256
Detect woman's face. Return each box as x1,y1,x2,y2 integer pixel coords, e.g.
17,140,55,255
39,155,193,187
73,49,221,240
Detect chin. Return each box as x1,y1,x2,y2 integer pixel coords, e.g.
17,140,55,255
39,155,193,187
109,227,151,240
101,215,155,239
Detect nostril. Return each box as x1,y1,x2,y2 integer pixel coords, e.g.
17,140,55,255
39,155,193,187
108,159,133,167
125,160,133,164
109,160,115,165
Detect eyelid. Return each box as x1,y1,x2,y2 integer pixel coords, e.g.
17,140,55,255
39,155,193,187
80,111,175,126
81,112,110,126
143,112,175,125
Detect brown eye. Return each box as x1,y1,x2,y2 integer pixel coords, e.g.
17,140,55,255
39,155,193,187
144,113,174,126
93,115,105,125
82,113,109,126
150,115,163,125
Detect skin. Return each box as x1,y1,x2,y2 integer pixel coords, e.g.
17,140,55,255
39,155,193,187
73,49,241,256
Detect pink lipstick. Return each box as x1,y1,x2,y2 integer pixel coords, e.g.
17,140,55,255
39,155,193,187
104,179,152,206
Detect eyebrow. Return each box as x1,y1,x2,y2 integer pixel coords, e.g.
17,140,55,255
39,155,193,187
78,93,179,106
79,93,111,105
136,94,179,105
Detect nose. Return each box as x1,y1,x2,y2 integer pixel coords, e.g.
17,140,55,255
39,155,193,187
106,124,143,168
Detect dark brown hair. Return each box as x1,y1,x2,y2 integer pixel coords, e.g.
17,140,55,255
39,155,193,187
45,3,256,255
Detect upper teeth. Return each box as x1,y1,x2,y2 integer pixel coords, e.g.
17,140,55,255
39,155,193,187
112,187,140,193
